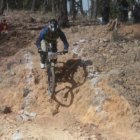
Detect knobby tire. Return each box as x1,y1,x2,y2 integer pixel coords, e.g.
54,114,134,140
48,66,55,98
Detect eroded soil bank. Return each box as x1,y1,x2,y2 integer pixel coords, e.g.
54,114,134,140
0,11,140,140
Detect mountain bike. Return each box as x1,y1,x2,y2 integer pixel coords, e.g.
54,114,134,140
45,43,65,98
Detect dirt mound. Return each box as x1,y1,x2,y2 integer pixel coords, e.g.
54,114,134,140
0,11,140,140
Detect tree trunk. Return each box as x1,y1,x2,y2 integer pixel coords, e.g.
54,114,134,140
93,0,98,19
42,0,47,13
69,0,72,15
6,1,9,12
0,0,7,15
56,0,60,13
58,0,69,27
31,0,36,11
70,0,76,20
52,0,55,16
79,0,84,16
90,0,94,18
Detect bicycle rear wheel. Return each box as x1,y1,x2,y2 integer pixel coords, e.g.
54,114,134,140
47,65,55,97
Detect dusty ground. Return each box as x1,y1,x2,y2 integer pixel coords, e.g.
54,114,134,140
0,11,140,140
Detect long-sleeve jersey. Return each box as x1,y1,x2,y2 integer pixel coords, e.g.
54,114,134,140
36,26,69,49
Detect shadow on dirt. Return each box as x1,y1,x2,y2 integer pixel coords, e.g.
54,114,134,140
53,58,92,107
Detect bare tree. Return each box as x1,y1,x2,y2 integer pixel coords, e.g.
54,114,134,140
58,0,69,27
0,0,7,15
90,0,94,18
79,0,84,16
42,0,47,13
70,0,76,20
55,0,60,12
93,0,98,19
52,0,55,16
31,0,36,11
42,0,52,13
90,0,98,19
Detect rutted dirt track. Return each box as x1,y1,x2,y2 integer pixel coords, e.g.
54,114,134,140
0,11,140,140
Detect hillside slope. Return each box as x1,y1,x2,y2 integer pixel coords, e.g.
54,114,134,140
0,11,140,140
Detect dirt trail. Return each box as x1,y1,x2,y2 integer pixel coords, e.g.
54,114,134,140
0,118,75,140
0,48,80,140
0,11,140,140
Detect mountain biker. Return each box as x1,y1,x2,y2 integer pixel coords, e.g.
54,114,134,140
36,19,69,69
0,22,2,34
0,18,8,34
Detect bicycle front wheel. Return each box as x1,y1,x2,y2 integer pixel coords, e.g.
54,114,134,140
47,66,55,98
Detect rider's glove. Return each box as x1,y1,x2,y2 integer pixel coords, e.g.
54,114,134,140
38,47,42,53
63,48,68,54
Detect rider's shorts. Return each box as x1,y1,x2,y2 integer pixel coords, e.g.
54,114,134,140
41,39,57,52
41,39,48,52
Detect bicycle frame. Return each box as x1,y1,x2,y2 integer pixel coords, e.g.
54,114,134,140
45,43,64,98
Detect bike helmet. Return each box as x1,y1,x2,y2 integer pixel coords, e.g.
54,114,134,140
49,19,58,32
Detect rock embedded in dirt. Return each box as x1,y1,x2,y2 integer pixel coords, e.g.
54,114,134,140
0,106,11,114
22,88,30,97
13,132,23,140
10,71,16,76
19,114,30,121
29,113,37,117
79,39,86,43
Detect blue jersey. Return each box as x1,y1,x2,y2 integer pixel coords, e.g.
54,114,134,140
36,27,69,49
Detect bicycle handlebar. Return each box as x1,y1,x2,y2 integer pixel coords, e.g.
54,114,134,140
57,51,66,55
39,51,67,55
